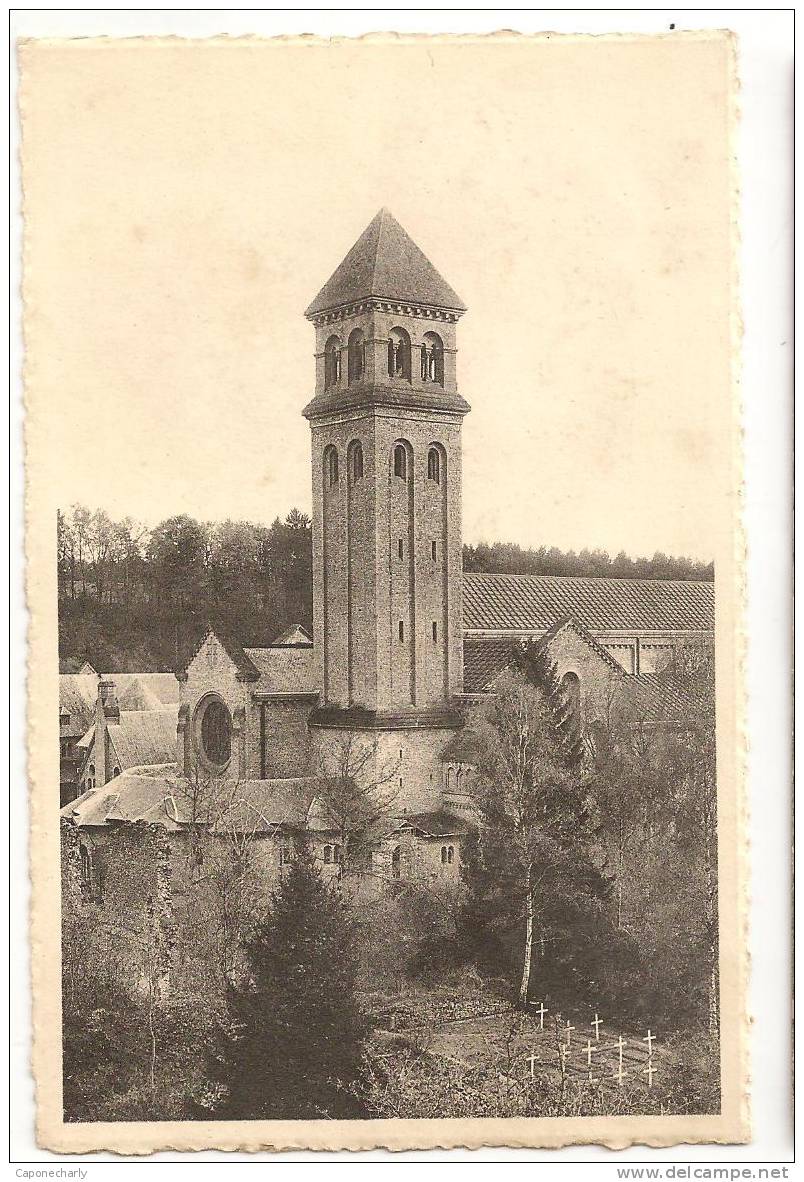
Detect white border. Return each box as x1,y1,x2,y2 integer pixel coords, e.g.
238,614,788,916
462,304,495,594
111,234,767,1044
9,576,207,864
9,7,794,1166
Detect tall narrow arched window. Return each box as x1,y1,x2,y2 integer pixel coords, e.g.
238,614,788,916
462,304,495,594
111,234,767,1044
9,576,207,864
561,672,582,742
427,446,441,483
348,328,365,384
393,444,407,480
325,445,339,487
324,335,342,389
349,440,364,482
387,326,411,380
421,331,444,386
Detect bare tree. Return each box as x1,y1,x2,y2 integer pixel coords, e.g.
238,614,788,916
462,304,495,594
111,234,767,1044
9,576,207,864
469,669,581,1007
313,733,400,881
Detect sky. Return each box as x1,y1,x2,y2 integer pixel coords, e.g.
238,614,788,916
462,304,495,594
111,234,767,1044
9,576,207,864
22,34,734,562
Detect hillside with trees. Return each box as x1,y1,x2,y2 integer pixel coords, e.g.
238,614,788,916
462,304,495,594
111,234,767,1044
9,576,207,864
57,505,714,673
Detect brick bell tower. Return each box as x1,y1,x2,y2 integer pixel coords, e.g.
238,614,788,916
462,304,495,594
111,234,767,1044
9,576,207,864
302,211,469,804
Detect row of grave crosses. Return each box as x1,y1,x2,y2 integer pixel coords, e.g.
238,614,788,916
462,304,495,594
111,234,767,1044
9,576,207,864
526,1004,658,1088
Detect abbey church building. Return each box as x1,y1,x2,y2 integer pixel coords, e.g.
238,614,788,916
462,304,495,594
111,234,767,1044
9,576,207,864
62,210,715,881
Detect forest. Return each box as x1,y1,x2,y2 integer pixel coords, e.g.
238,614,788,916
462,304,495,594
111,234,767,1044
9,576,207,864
58,505,714,673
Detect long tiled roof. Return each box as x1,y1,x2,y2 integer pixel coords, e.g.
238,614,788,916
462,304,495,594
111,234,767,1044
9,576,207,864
108,711,178,770
61,769,317,833
463,573,715,634
306,208,466,317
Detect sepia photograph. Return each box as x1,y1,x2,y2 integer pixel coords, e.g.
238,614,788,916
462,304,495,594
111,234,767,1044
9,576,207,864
18,25,755,1153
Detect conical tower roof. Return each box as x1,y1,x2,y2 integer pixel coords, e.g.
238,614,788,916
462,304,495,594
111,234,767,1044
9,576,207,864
306,209,466,318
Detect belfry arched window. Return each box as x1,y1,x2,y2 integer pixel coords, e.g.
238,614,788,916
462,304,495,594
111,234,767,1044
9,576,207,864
348,329,365,385
387,326,411,380
325,445,339,487
421,331,444,386
324,335,342,389
393,444,407,480
427,446,441,483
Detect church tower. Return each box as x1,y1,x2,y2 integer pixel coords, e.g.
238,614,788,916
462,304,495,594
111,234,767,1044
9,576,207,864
303,210,469,807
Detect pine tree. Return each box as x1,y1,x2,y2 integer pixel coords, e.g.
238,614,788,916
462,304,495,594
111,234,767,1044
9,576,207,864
217,839,369,1120
514,640,585,770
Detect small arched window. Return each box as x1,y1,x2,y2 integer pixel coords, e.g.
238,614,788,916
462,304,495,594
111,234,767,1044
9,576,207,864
387,327,411,380
421,332,444,386
323,845,332,864
348,329,365,384
427,447,441,483
324,335,342,389
447,846,455,865
325,446,339,487
393,444,407,480
350,441,364,482
441,846,448,864
79,843,92,886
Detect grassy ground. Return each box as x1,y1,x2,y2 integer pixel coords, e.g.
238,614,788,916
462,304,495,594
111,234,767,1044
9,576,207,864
361,978,721,1119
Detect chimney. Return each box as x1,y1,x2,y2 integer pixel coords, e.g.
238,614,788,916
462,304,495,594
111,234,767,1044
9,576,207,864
98,680,120,724
94,679,120,789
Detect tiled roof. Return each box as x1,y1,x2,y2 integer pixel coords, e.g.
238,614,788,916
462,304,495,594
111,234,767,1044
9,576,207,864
462,638,516,695
59,675,98,734
626,673,697,724
244,646,318,696
107,673,179,707
462,616,622,696
463,573,715,634
395,810,472,837
108,711,178,770
61,769,317,833
306,208,466,317
271,623,313,647
60,672,179,731
439,728,485,765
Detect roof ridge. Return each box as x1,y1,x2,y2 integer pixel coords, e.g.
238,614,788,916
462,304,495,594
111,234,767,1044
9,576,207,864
464,571,714,589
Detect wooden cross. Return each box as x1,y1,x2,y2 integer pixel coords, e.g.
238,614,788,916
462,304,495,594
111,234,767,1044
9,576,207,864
527,1052,539,1080
592,1013,603,1040
613,1035,628,1087
643,1060,657,1088
534,1001,547,1030
643,1029,656,1055
565,1020,575,1046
